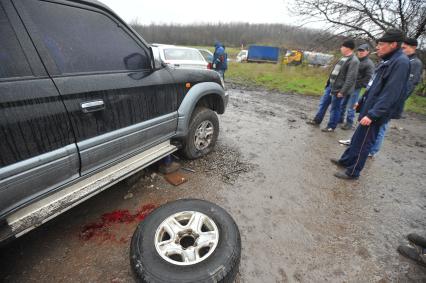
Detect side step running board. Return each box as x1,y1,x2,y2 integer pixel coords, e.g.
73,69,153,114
3,141,177,241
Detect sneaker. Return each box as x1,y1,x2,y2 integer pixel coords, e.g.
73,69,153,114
330,158,345,168
368,153,375,158
397,244,426,267
333,171,358,180
306,119,320,126
407,233,426,248
338,139,351,146
341,123,353,130
321,127,334,132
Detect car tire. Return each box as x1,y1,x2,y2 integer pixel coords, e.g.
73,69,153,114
130,199,241,283
181,107,219,159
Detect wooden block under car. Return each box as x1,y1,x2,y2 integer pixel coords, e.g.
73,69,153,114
164,172,188,186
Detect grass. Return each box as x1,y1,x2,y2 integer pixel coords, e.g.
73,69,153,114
405,94,426,115
227,62,328,96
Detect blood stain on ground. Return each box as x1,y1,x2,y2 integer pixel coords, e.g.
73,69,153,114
80,204,156,243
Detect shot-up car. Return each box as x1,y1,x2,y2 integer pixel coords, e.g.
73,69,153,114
0,0,228,244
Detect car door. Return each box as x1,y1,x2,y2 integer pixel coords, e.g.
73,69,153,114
15,0,179,175
0,0,79,217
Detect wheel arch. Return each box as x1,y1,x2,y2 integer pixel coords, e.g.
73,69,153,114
175,82,227,138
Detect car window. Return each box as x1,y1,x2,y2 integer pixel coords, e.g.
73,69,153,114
199,50,213,62
164,48,204,61
0,5,32,79
23,0,150,74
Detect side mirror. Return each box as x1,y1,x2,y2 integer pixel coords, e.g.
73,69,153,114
149,46,164,70
124,53,146,70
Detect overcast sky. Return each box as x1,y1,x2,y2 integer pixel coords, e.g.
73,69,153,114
99,0,306,26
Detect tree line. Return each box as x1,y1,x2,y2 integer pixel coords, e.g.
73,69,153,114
131,22,344,52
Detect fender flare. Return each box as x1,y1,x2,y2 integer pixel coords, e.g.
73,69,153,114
175,82,227,138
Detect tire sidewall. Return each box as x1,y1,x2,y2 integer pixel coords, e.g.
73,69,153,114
183,108,219,159
130,199,240,283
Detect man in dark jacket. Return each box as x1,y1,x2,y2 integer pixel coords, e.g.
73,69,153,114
340,44,375,130
307,39,359,132
331,29,410,179
369,37,423,156
212,42,228,79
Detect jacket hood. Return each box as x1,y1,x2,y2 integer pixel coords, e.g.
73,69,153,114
215,41,223,48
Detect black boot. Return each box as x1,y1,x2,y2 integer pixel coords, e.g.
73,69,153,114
397,244,426,267
330,158,345,168
407,233,426,248
334,171,358,180
306,119,320,126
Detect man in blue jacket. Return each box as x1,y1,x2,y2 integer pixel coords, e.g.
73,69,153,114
331,29,410,180
369,37,423,157
212,42,228,79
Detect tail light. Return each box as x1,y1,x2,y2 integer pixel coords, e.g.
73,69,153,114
207,63,212,69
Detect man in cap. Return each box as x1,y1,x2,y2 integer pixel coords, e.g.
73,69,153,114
340,43,375,130
331,29,410,179
369,37,423,157
306,39,359,132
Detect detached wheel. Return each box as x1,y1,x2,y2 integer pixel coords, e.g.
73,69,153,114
130,199,241,283
181,107,219,159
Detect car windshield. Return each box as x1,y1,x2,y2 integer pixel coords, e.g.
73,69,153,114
164,48,204,61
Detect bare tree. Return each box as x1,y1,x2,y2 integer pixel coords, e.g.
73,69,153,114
292,0,426,45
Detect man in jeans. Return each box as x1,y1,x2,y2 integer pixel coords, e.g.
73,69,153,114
340,44,375,130
307,40,359,132
369,37,423,157
331,29,410,180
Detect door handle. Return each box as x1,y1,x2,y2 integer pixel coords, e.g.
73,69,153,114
81,100,105,113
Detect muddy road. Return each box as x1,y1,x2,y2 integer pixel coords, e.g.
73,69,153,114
1,84,425,282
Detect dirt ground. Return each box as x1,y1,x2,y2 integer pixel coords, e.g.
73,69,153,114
1,83,425,282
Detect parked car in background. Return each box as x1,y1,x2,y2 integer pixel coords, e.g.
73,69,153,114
152,44,210,70
236,50,248,62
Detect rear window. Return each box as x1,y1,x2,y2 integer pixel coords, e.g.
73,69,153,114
0,5,32,79
164,48,204,61
23,0,150,74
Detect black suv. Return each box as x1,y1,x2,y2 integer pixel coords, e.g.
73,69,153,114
0,0,228,242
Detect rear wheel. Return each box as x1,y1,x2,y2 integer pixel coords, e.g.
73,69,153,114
181,107,219,159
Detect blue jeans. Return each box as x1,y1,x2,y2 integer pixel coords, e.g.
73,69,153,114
369,122,389,155
314,86,343,129
339,123,381,177
340,88,361,125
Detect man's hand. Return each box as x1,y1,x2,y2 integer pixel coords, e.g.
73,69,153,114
337,92,344,98
360,116,372,126
212,63,216,69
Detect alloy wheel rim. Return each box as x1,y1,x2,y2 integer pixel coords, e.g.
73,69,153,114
154,211,219,265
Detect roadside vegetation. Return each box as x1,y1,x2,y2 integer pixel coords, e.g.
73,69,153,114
226,62,426,115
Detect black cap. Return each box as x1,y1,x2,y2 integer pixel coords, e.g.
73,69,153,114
403,38,418,46
342,39,355,50
357,43,370,51
377,29,404,43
